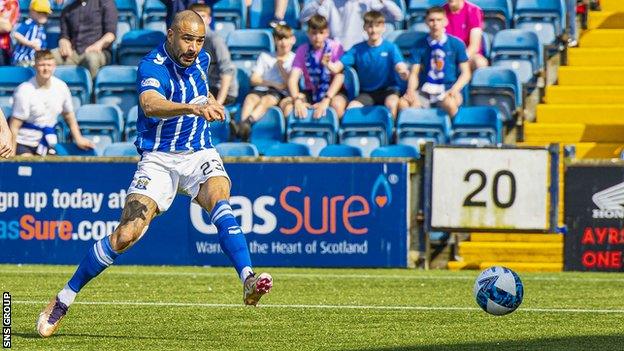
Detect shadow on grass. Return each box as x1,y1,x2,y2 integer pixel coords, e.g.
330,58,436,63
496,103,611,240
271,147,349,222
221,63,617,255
349,335,624,351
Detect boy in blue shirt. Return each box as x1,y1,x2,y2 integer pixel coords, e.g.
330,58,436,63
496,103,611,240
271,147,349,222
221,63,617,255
329,10,409,119
11,0,51,66
399,6,471,118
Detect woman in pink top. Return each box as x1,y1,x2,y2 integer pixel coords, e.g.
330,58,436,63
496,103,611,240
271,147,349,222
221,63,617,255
444,0,489,70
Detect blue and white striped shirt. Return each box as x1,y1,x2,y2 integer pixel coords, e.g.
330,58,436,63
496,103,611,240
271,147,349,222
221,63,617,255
11,18,47,65
136,43,215,153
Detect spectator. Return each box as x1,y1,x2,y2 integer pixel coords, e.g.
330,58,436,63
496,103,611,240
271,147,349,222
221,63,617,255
161,0,218,29
300,0,403,50
8,50,94,156
399,6,471,118
53,0,117,79
0,109,13,158
190,3,238,106
0,0,19,66
244,0,289,27
288,14,347,119
444,0,488,70
236,24,296,142
332,10,409,119
11,0,51,67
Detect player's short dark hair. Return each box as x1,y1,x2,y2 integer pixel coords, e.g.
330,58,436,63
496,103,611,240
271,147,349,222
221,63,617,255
307,14,328,31
426,6,447,18
188,3,211,16
35,49,54,62
273,23,293,40
363,10,385,26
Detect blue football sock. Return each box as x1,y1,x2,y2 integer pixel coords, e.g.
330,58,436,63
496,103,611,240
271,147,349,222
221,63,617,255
67,236,120,293
211,200,252,279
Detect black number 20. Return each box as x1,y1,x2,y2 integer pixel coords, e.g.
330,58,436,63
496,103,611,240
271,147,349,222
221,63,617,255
463,169,516,208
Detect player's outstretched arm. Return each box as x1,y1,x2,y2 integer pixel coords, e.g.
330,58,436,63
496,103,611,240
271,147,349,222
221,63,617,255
140,90,201,119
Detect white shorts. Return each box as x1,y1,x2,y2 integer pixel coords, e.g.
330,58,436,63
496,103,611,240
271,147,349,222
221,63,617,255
127,148,230,212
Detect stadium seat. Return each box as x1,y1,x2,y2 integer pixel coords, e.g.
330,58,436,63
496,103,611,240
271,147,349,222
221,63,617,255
263,142,311,156
472,0,513,37
125,105,138,141
142,0,167,32
117,30,166,66
287,107,339,157
214,21,237,40
47,31,60,50
94,66,138,118
115,0,139,29
469,67,522,124
227,67,251,118
513,0,565,48
318,144,362,157
75,104,124,154
450,106,502,146
0,66,34,97
248,0,300,29
339,106,394,157
215,142,259,157
490,29,543,86
0,103,11,120
370,144,420,158
343,66,360,102
54,142,98,156
209,109,232,145
388,0,407,29
396,108,451,146
102,142,138,156
385,29,427,59
407,0,445,28
250,106,285,154
213,0,247,29
226,29,274,60
292,29,308,50
53,66,92,105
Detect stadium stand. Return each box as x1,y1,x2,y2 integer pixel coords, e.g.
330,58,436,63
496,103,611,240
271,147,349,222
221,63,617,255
102,141,138,156
468,66,522,123
407,0,446,28
116,29,166,66
0,66,33,98
396,108,452,146
226,29,275,60
125,105,138,142
54,142,98,156
490,29,544,87
286,107,339,157
94,65,138,118
339,106,394,157
141,0,167,32
213,0,248,29
318,144,363,157
249,106,285,154
370,144,420,158
473,0,514,36
450,106,502,145
248,0,300,29
215,142,259,156
513,0,566,50
210,110,232,145
263,142,311,156
53,66,92,105
75,104,124,154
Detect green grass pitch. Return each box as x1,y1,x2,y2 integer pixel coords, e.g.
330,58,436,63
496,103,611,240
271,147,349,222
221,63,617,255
2,264,624,350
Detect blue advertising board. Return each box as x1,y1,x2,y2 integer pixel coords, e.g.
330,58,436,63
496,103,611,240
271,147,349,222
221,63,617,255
0,160,409,267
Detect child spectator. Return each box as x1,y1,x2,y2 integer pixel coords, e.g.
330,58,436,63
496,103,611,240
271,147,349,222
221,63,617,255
331,10,409,119
235,24,296,142
0,0,19,66
287,14,347,120
190,3,238,106
399,6,471,118
444,0,488,70
11,0,51,67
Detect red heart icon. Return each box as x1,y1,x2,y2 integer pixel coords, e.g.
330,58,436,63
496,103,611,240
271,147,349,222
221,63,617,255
375,196,387,208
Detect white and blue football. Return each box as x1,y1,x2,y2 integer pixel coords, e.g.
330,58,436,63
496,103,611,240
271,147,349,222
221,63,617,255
473,266,524,316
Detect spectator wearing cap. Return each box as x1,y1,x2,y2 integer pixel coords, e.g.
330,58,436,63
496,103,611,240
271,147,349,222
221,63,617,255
52,0,117,78
444,0,488,70
0,0,19,66
11,0,51,67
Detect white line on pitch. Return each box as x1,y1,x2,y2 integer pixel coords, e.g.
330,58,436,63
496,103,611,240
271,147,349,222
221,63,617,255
12,300,624,314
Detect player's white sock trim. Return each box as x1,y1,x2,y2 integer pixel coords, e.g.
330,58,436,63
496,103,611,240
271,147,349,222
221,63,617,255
240,267,253,283
57,284,77,306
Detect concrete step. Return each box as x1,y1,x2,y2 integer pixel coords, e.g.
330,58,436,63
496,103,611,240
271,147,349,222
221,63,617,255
602,0,624,12
545,86,624,104
568,48,624,66
471,233,563,243
458,242,563,263
580,29,624,47
558,66,624,85
523,123,624,143
588,11,624,29
536,104,624,124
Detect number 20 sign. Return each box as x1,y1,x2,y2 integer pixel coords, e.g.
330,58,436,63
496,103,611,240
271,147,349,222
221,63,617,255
430,147,551,231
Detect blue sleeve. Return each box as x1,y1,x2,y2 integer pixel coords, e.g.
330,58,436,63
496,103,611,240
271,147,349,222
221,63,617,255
340,47,356,67
391,42,404,66
137,61,170,98
455,39,469,63
15,22,29,36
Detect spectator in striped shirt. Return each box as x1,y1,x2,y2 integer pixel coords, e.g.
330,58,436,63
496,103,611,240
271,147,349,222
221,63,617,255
0,0,19,66
11,0,51,66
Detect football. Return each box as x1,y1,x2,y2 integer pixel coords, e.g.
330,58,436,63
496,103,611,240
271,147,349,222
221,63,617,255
473,266,524,316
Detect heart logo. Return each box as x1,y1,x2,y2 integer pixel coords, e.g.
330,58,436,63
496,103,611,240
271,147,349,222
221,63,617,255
375,196,387,208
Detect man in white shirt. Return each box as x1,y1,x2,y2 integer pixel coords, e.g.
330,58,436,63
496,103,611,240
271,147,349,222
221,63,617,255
9,50,94,156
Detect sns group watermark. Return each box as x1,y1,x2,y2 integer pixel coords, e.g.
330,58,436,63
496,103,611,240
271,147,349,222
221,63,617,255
2,292,10,349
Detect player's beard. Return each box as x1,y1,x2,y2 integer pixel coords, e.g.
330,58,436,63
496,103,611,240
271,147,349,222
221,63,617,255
179,51,198,66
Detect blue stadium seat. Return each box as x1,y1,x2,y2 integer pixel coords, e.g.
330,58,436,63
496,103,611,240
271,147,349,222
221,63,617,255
490,29,543,86
318,144,362,157
250,107,285,154
214,21,237,40
388,0,407,29
213,0,247,29
75,104,124,154
514,0,565,48
125,105,138,141
0,67,34,97
53,66,92,105
343,66,360,102
450,106,502,146
249,0,300,29
292,29,308,50
0,102,11,120
385,29,427,60
473,0,513,37
339,106,394,157
142,0,167,32
215,142,259,157
407,0,445,28
209,109,232,145
94,66,138,118
226,67,251,119
469,67,522,124
370,144,420,158
396,108,451,146
102,142,138,156
264,142,311,156
55,142,98,156
117,30,166,66
226,29,274,60
115,0,139,29
47,31,60,50
287,107,339,157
